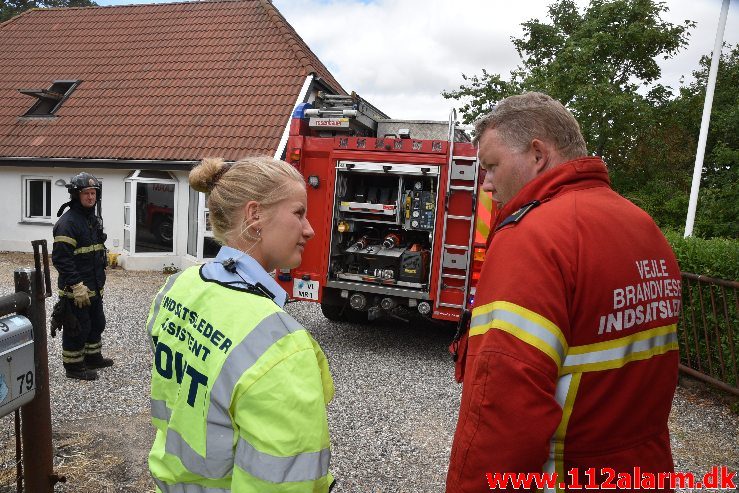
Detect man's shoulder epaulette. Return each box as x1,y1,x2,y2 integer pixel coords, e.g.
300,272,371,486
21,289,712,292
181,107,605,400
495,200,541,231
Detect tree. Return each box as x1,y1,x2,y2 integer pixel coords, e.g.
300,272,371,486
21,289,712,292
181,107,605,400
1,0,96,23
442,0,739,238
442,0,694,174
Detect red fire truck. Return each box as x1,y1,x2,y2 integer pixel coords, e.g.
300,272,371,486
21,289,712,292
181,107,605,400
274,92,494,324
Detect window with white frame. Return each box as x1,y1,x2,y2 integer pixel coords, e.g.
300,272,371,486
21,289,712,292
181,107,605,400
22,176,52,221
123,170,177,254
187,189,220,260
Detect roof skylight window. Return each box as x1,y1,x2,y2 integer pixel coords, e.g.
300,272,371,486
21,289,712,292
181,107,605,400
19,80,81,117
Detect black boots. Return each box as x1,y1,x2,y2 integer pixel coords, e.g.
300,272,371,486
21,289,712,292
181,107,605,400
62,350,113,380
64,362,98,381
84,353,114,370
63,354,113,380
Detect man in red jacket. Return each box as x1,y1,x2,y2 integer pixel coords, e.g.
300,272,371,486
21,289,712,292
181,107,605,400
447,92,681,492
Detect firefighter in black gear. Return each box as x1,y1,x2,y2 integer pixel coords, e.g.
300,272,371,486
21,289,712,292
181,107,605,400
52,172,113,380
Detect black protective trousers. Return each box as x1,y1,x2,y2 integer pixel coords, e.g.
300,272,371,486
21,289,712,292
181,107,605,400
62,296,106,353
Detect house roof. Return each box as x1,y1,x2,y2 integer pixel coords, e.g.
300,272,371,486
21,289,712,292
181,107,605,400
0,0,345,163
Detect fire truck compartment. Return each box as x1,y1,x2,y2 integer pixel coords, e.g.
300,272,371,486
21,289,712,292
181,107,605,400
327,161,440,295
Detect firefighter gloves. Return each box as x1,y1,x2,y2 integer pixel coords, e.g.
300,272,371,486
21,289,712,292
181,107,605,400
71,282,91,308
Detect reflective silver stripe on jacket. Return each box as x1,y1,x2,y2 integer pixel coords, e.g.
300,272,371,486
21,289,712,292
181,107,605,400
561,329,678,373
235,434,330,483
153,477,229,493
471,307,566,365
163,311,307,479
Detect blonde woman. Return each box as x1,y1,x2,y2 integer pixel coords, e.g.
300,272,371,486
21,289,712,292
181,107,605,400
147,156,334,492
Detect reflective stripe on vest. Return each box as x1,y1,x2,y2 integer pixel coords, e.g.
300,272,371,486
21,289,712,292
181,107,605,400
151,398,171,422
150,290,330,483
470,300,567,368
74,243,105,255
561,324,678,375
147,272,183,341
54,235,77,247
153,477,229,493
235,435,331,483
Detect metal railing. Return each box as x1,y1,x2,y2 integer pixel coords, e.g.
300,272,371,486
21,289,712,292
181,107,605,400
678,272,738,396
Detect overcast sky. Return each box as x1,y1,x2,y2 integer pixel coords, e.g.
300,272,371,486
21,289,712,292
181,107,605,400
97,0,737,120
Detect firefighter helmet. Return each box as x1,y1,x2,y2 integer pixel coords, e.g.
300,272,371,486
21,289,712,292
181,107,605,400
66,172,102,199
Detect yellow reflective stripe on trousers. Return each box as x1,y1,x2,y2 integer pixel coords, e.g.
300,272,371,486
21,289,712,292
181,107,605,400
469,301,567,368
561,324,678,375
62,349,84,363
74,243,105,255
84,342,102,354
158,311,329,482
54,235,77,247
153,477,229,493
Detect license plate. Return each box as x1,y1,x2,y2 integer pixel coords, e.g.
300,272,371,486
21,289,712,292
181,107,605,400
293,279,319,300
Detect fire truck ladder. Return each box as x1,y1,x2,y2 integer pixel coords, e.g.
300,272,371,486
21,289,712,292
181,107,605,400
305,91,388,134
435,109,480,313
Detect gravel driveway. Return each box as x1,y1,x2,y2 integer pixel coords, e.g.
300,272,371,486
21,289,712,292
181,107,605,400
0,252,736,492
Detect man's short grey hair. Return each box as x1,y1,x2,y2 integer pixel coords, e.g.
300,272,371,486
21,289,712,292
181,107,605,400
472,92,587,160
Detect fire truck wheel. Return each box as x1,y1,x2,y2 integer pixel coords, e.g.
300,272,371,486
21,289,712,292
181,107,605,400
320,302,368,323
320,302,345,322
344,307,367,324
152,215,174,244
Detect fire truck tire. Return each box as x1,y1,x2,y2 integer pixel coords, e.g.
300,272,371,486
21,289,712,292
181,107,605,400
344,307,367,324
152,215,174,244
320,302,345,322
320,302,368,324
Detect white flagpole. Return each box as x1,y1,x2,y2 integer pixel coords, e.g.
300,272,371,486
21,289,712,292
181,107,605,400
684,0,731,237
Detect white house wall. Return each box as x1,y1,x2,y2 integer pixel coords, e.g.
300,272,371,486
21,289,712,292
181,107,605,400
0,167,126,254
0,166,196,272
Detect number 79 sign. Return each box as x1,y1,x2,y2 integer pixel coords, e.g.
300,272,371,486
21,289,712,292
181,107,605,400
0,314,37,418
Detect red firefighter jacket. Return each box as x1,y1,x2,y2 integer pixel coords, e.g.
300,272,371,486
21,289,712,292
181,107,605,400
447,157,681,492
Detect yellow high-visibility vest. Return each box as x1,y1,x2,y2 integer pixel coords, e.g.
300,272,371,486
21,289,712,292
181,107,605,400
147,266,334,492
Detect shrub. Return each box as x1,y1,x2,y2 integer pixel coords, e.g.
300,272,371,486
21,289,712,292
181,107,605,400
663,229,739,280
663,229,738,388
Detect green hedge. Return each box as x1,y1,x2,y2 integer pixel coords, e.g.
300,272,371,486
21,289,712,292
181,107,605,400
663,229,738,388
663,229,739,281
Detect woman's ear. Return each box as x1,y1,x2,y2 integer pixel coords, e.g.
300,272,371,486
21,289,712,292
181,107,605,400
243,200,261,223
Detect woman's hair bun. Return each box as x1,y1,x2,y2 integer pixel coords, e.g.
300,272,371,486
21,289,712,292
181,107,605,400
190,157,228,193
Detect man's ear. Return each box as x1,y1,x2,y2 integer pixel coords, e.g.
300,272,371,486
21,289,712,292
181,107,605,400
531,139,551,173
